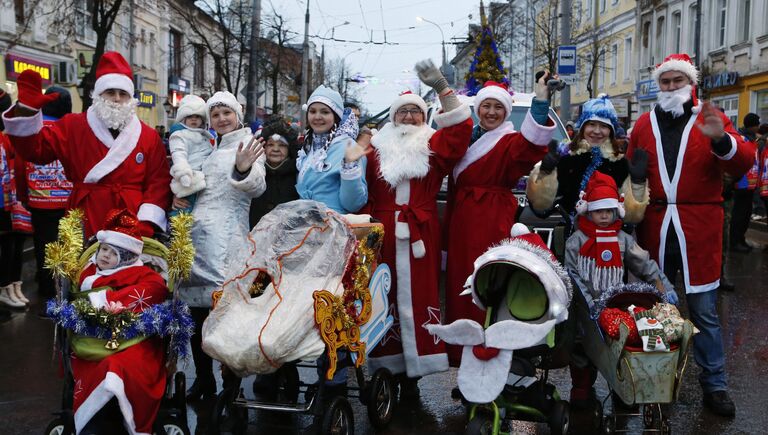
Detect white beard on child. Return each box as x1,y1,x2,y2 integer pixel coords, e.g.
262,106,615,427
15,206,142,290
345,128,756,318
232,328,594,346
92,94,138,130
656,84,692,118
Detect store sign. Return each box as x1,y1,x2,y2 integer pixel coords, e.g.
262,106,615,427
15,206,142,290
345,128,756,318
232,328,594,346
612,98,629,117
6,54,52,84
168,76,190,94
701,71,739,90
636,79,659,101
136,91,156,108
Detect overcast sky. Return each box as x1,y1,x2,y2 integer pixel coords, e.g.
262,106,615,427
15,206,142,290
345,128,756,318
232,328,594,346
275,0,483,113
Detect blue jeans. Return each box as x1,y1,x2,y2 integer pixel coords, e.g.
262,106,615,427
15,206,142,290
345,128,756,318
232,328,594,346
664,229,727,392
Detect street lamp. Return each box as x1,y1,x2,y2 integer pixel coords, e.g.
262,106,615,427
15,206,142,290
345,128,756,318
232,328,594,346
321,21,350,85
416,16,455,84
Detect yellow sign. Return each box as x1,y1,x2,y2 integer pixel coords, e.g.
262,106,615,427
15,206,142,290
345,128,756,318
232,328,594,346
8,57,52,82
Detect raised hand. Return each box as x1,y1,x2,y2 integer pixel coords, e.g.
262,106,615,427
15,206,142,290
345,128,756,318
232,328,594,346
627,148,648,183
235,135,265,173
695,101,725,141
16,70,59,110
539,140,561,174
415,59,449,94
345,132,373,163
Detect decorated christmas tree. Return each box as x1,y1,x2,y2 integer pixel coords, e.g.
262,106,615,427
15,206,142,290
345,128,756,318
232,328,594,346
464,1,509,96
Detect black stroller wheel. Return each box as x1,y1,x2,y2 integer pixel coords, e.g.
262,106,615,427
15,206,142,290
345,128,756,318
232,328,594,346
320,396,354,435
154,415,191,435
208,387,247,435
173,372,187,411
464,413,494,435
548,400,569,435
43,417,71,435
660,417,672,435
366,369,394,429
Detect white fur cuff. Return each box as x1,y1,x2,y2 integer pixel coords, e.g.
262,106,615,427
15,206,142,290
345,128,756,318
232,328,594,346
433,103,471,129
137,203,167,230
713,134,738,161
87,290,109,309
395,221,410,239
411,239,426,259
2,107,43,137
171,171,206,197
520,110,555,146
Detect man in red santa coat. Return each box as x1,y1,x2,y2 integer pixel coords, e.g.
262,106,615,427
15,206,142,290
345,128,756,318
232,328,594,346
443,73,559,366
626,53,755,417
1,52,171,237
364,59,472,397
71,209,169,435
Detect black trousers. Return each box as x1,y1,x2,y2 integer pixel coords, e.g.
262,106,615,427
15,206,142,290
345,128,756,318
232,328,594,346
730,189,753,246
30,207,66,298
190,306,214,381
0,210,25,287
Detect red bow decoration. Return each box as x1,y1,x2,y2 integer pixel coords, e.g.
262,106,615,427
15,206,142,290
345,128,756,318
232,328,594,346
598,308,642,345
102,208,142,239
472,344,500,361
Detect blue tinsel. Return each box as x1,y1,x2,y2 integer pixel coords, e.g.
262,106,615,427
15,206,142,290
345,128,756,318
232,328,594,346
46,298,195,359
579,146,605,192
465,28,510,96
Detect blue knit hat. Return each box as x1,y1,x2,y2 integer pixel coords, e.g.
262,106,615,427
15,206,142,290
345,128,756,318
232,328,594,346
576,95,619,134
304,85,344,119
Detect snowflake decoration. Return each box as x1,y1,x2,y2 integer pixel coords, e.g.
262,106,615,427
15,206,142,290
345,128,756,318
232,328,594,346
421,306,443,345
128,288,152,311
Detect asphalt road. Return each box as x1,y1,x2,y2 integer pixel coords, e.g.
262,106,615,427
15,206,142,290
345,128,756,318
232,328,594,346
2,228,767,434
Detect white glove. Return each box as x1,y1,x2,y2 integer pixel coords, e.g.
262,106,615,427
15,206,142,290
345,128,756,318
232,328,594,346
180,174,192,187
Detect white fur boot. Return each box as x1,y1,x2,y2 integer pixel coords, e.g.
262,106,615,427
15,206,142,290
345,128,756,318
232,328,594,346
11,281,29,304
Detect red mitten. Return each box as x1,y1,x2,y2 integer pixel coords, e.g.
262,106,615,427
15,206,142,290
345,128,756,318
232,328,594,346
598,308,641,345
137,220,157,238
17,70,59,110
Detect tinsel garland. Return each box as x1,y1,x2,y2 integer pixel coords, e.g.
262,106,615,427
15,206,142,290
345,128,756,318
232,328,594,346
46,298,195,358
580,146,605,192
166,212,195,286
589,282,667,320
465,27,509,96
44,209,85,282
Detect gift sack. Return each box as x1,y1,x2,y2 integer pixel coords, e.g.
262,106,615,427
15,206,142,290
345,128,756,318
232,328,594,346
652,302,685,343
598,307,641,345
630,304,669,352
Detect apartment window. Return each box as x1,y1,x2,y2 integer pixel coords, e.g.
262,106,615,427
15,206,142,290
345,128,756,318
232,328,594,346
610,44,618,85
584,0,592,18
672,12,682,53
14,0,24,23
717,0,727,47
169,30,182,77
600,0,606,13
75,0,96,43
739,0,751,42
655,16,666,64
140,29,147,67
148,33,156,71
213,55,222,91
642,20,651,66
598,54,605,89
194,45,206,89
688,3,698,53
755,90,768,125
623,37,632,80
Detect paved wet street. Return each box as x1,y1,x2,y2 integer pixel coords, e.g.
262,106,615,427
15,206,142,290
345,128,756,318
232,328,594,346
2,228,767,434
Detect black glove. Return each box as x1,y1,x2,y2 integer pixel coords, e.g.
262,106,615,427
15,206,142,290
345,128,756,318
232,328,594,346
539,140,561,174
627,148,648,183
710,134,732,157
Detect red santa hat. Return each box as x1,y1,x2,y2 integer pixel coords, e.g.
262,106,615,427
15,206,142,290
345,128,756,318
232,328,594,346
389,90,428,122
93,52,135,97
575,171,625,218
651,53,699,85
474,81,513,117
96,209,144,255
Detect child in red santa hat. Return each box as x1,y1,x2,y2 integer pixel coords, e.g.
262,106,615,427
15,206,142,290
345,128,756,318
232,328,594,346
564,170,676,407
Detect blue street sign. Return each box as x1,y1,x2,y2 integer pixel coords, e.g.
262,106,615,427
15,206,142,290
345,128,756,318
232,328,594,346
557,46,577,75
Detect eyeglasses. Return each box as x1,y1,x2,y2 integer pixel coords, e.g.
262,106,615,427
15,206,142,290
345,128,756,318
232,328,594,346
395,108,424,117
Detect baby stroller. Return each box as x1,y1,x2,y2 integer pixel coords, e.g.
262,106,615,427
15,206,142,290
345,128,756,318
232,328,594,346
571,279,694,435
201,201,395,435
428,224,574,435
43,211,194,435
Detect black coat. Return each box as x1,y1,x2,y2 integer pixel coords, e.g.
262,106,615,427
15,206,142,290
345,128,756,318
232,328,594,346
249,158,299,228
556,151,629,215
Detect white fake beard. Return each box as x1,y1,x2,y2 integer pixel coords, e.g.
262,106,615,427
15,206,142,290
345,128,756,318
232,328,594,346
371,123,435,188
656,84,692,118
92,94,138,130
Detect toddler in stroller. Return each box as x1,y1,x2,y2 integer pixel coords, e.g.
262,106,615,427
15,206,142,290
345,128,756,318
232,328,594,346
45,209,194,435
427,223,573,435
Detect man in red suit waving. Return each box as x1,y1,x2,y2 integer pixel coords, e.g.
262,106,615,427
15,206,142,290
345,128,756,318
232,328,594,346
1,52,170,237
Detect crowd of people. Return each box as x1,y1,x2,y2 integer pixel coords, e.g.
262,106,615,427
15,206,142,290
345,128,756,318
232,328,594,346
0,50,764,432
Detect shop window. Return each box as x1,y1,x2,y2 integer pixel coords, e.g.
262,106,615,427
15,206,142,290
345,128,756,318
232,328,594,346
711,95,739,125
169,30,182,77
755,90,768,125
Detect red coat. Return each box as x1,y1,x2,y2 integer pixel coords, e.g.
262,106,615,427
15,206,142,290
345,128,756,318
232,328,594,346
444,112,554,366
3,109,171,236
72,263,169,434
364,110,473,377
627,108,755,293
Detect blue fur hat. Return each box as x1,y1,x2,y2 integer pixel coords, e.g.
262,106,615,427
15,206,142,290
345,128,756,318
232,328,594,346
576,95,619,134
303,85,344,120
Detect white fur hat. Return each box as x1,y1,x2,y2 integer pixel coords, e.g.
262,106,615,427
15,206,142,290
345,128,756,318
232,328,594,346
206,91,243,122
176,95,208,123
652,53,699,85
389,91,428,123
474,81,513,117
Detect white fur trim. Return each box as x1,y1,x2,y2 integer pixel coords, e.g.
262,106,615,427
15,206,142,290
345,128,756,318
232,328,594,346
306,96,343,119
389,93,428,123
652,59,699,85
453,121,516,179
84,108,141,182
171,170,206,197
93,73,135,96
475,86,513,116
1,106,43,137
433,103,471,129
74,371,147,435
97,230,144,254
457,346,513,404
137,203,167,230
371,123,434,188
485,318,558,350
411,239,426,259
520,110,555,146
395,221,410,239
425,319,485,346
87,289,108,307
713,134,738,160
207,91,243,121
176,95,208,123
587,198,620,211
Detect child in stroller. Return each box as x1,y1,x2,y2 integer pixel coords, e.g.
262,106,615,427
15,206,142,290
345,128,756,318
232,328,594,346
564,170,677,409
427,224,573,435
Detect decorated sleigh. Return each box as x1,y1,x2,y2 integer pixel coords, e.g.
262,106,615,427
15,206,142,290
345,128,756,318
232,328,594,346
202,200,395,435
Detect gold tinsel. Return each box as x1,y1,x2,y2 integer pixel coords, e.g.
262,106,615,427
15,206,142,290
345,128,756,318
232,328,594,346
167,212,195,289
44,209,85,282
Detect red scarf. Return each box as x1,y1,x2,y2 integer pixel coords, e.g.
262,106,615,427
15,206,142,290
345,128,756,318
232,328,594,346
576,215,624,290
